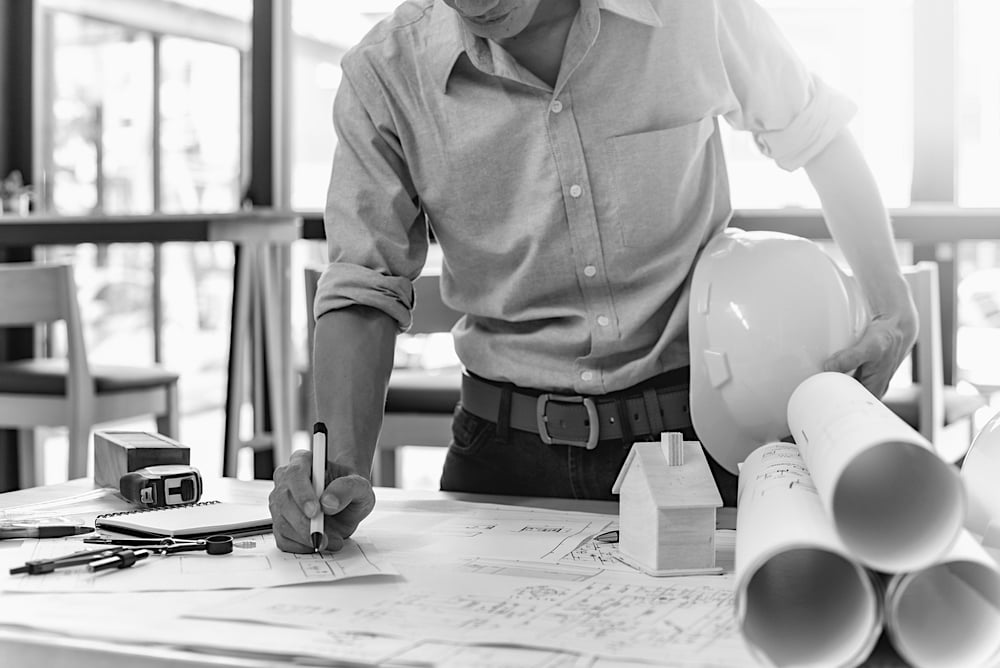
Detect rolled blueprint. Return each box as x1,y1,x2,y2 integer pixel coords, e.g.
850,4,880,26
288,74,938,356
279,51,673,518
787,372,964,573
884,530,1000,668
961,408,1000,542
735,442,882,668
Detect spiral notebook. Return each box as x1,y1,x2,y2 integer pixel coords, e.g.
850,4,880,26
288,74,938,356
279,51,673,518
95,501,273,539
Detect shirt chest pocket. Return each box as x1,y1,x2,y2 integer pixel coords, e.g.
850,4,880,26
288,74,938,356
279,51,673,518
608,116,717,248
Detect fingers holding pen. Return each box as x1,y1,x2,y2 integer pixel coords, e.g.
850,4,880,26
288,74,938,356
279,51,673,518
321,474,375,515
271,513,315,554
320,474,376,544
281,450,323,517
269,450,323,551
269,453,377,553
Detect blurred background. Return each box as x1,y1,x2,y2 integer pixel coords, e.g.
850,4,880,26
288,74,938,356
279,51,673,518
5,0,999,486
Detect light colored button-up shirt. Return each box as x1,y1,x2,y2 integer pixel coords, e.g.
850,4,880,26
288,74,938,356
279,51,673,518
315,0,855,394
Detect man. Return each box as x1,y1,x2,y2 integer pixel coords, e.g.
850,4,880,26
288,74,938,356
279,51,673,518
269,0,917,553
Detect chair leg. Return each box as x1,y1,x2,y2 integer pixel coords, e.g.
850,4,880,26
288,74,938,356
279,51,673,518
67,420,92,480
17,428,37,489
259,245,293,469
156,382,181,438
224,250,253,478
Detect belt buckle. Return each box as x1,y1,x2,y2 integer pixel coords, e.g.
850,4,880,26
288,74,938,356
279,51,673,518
536,393,599,450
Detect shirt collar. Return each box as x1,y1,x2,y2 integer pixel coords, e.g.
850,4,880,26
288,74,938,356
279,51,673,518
428,0,663,93
596,0,663,28
427,0,468,94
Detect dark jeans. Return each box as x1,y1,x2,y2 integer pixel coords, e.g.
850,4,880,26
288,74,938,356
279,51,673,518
440,405,738,507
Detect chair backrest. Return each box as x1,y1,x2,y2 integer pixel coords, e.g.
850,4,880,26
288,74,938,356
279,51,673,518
0,261,92,396
902,261,945,446
0,262,76,327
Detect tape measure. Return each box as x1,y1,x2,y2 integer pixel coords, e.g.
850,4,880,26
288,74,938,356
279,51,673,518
119,465,203,508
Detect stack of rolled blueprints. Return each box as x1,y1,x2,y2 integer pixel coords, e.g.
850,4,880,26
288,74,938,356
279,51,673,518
734,371,1000,668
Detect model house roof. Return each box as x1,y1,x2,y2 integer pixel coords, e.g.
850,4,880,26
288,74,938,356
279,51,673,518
612,441,723,509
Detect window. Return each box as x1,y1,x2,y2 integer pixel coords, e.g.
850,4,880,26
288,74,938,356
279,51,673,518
35,0,251,479
159,37,244,213
288,1,394,211
724,0,914,209
956,0,1000,207
45,14,155,215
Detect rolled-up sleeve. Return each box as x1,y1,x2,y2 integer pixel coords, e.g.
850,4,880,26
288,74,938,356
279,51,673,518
717,0,856,171
315,60,429,331
313,264,414,331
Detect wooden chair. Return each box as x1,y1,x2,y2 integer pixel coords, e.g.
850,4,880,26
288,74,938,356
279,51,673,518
882,261,987,462
305,266,462,486
0,262,180,487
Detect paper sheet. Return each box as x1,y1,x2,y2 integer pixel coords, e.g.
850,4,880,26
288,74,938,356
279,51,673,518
0,588,612,668
735,442,882,668
787,372,965,572
383,641,588,668
361,502,611,564
190,561,752,666
559,533,638,572
560,528,736,575
0,532,395,592
884,530,1000,668
0,589,417,665
0,488,118,521
961,419,1000,539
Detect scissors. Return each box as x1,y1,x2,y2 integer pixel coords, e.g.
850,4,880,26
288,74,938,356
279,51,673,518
83,534,234,555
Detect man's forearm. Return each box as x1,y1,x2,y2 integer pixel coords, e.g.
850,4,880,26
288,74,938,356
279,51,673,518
804,130,910,313
312,305,398,480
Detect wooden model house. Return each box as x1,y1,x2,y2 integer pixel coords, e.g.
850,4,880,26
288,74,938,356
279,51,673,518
611,432,723,576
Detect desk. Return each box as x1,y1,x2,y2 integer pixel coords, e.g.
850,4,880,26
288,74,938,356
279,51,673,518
0,479,912,668
0,211,303,483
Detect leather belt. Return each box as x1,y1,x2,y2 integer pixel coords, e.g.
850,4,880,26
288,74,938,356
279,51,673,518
460,372,690,450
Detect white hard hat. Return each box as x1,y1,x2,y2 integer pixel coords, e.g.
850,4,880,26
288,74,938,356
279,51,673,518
689,228,869,473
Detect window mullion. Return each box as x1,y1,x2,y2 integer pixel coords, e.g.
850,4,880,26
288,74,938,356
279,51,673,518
152,31,163,363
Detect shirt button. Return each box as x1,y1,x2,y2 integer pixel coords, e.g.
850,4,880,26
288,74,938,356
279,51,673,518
581,371,594,382
583,265,597,277
569,184,582,198
597,315,610,327
550,100,563,114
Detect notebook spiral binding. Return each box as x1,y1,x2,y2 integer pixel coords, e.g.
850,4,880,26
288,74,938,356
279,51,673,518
96,500,220,520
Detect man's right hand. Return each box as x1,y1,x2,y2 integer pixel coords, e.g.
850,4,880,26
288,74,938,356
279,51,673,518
268,449,376,553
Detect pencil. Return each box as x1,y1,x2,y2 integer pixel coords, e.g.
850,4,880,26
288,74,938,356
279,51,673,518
311,422,328,552
0,525,94,540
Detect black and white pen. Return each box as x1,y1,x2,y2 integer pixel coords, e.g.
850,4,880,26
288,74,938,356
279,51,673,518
311,422,328,552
